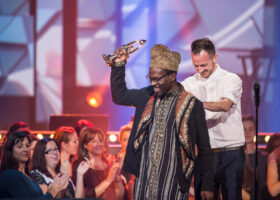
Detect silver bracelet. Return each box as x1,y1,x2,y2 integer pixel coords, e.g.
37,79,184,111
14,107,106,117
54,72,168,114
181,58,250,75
114,61,126,67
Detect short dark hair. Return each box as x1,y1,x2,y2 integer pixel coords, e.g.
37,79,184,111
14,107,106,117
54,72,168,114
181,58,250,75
0,131,31,175
191,38,216,57
32,138,61,178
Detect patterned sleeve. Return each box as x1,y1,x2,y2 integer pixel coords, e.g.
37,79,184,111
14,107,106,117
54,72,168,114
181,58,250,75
30,170,48,185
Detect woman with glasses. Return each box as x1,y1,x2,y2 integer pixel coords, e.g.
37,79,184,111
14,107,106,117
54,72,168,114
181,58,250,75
31,138,89,198
0,131,68,198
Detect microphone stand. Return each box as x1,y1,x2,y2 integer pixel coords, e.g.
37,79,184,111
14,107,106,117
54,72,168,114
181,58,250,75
254,82,260,200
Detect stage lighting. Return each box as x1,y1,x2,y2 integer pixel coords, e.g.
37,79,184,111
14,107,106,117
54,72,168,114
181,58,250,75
106,131,120,144
109,134,118,143
106,131,121,155
86,92,102,108
264,135,270,143
36,133,44,140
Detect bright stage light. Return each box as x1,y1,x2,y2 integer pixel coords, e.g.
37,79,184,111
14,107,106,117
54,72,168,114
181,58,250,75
36,133,44,140
87,92,102,108
265,135,270,143
109,134,118,143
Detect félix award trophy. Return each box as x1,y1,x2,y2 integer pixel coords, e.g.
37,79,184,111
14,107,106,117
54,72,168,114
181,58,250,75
102,40,146,66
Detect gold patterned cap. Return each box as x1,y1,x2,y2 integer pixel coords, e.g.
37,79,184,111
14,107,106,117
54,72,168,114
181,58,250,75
149,44,181,72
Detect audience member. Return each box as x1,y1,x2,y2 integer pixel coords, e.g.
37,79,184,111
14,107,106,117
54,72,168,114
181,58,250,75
72,126,127,199
54,126,79,176
0,131,68,198
2,121,30,146
6,121,30,135
75,119,95,136
119,123,134,200
118,123,132,163
242,115,268,200
29,134,39,160
265,133,280,199
31,138,89,198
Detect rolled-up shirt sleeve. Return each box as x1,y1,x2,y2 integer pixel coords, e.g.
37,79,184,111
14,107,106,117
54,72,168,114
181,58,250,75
222,73,242,107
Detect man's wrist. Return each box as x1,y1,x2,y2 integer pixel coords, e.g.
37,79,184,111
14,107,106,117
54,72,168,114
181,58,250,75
113,61,126,67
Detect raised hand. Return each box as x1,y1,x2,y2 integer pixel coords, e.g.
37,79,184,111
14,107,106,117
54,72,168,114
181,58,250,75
84,157,95,170
77,160,90,176
106,162,121,183
48,173,69,197
113,46,130,63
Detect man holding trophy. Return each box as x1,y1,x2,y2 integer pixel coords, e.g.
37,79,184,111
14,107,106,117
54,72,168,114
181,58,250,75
108,42,213,200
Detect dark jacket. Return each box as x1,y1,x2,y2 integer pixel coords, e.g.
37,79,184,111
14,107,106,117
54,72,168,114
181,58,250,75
110,65,213,192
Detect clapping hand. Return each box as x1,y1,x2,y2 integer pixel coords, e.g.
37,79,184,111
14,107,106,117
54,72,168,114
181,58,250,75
84,157,95,169
54,173,69,190
48,172,70,197
77,160,90,176
60,160,69,176
106,161,121,183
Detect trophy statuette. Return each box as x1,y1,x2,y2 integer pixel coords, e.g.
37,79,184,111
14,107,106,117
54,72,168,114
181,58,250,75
103,39,146,66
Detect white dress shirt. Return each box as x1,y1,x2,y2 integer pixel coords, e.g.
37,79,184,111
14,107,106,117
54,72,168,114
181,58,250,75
181,64,245,149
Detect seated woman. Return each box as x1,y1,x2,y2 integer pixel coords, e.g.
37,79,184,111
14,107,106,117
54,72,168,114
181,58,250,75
54,126,79,177
266,133,280,199
0,131,68,198
31,138,89,198
72,127,127,199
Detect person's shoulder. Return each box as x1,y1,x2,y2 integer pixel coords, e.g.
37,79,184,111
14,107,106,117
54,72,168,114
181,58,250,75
181,74,199,91
1,169,21,177
0,169,22,185
219,67,241,79
182,74,198,83
217,68,241,85
180,90,202,107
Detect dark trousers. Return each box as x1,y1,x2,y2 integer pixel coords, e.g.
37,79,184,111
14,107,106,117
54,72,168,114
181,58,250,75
194,149,245,200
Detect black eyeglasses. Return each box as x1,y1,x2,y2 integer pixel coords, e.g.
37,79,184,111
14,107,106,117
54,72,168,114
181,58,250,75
146,72,172,83
45,148,60,154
